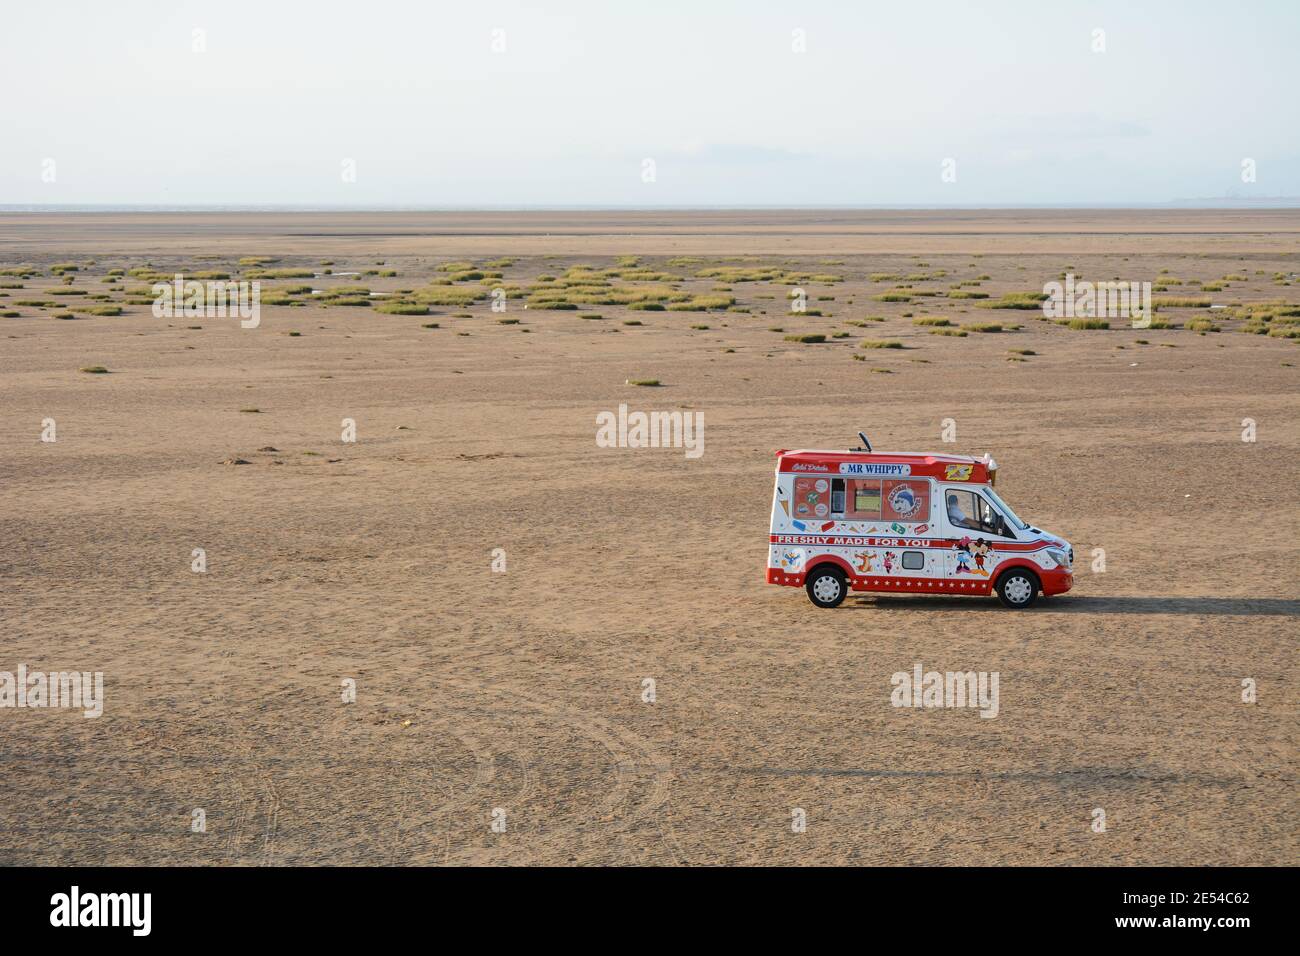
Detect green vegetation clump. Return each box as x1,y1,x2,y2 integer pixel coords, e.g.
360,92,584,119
667,295,735,311
962,322,1004,333
946,290,989,299
374,301,430,315
860,339,904,349
1060,318,1110,329
784,334,826,343
1153,297,1212,309
984,292,1048,310
913,317,951,326
79,366,109,373
930,328,967,337
626,378,660,386
872,293,912,303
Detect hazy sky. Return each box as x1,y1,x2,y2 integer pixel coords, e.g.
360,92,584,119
2,0,1297,206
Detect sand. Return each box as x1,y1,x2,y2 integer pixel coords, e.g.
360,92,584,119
0,210,1296,865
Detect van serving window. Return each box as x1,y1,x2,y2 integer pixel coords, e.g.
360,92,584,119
831,478,845,515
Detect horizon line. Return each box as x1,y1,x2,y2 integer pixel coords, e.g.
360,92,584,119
3,200,1300,214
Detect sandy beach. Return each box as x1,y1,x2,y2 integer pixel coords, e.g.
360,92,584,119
1,209,1296,865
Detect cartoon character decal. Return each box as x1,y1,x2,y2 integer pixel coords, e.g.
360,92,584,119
969,538,994,577
854,551,877,574
953,536,996,576
882,551,896,574
882,480,928,522
953,538,974,574
779,549,805,571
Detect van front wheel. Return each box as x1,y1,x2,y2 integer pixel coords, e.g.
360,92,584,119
805,566,847,609
995,568,1040,609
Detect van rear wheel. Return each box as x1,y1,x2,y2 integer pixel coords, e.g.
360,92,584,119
995,568,1040,609
805,566,847,609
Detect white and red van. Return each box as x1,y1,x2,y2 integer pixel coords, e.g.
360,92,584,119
767,435,1073,609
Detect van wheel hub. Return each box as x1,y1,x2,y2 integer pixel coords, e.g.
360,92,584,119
812,575,841,602
1005,576,1033,603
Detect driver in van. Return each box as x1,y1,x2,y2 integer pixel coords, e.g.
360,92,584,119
947,493,979,530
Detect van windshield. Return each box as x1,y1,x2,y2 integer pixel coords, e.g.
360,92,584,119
985,487,1029,530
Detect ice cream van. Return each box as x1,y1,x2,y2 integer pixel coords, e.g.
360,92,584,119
767,433,1073,609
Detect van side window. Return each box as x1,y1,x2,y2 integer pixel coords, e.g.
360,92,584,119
831,478,845,515
901,551,925,571
945,488,1013,537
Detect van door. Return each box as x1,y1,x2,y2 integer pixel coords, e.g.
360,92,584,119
939,486,1020,587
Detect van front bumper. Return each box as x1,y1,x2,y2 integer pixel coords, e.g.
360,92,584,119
1041,566,1074,596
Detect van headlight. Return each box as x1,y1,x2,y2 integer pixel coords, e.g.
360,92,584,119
1046,548,1071,569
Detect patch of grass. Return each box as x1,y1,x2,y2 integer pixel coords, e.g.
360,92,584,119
784,334,826,343
962,322,1005,333
244,268,314,279
930,328,968,337
83,305,123,316
1059,318,1110,329
1008,348,1036,355
580,313,604,320
913,317,951,326
626,378,661,386
622,319,643,326
667,295,735,311
984,292,1048,310
1153,297,1212,309
872,293,912,302
497,318,521,324
373,302,430,315
421,322,440,329
48,288,88,296
79,366,109,374
945,290,989,299
860,339,904,349
1184,318,1220,332
239,407,261,413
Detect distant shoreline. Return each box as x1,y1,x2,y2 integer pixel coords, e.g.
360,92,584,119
3,201,1300,213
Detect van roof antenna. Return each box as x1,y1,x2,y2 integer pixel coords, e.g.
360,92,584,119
857,431,872,452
